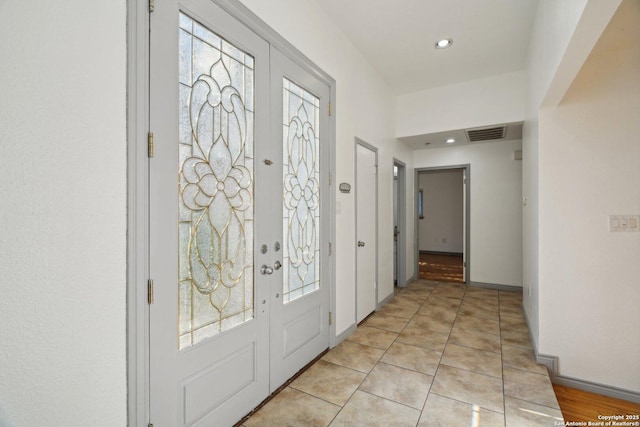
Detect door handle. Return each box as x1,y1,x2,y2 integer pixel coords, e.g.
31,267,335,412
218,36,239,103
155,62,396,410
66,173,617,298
260,265,274,275
357,241,365,247
273,260,282,270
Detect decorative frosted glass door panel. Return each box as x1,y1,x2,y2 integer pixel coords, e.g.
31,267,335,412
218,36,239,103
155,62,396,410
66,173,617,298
282,78,320,304
178,12,255,349
269,48,331,392
149,2,269,426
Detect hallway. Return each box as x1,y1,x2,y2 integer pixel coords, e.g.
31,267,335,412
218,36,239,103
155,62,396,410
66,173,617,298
242,280,562,426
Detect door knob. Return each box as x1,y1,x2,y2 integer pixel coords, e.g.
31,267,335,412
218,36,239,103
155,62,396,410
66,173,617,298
273,260,282,270
260,265,274,275
357,241,365,247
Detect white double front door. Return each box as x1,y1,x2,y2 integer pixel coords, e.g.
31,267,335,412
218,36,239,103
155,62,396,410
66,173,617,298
148,1,331,425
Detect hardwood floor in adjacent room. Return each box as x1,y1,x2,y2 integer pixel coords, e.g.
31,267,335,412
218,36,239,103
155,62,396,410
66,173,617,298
419,252,464,283
554,384,640,423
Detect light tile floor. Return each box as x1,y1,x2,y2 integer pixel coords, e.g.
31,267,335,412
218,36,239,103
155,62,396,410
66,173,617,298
243,280,564,426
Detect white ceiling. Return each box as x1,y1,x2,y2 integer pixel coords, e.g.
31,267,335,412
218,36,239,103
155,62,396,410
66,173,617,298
399,122,523,150
313,0,539,95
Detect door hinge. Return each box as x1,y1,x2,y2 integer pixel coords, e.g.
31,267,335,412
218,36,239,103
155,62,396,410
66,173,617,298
148,132,154,158
329,172,332,186
328,102,332,116
463,262,467,268
147,279,154,304
328,242,332,256
149,0,155,13
329,311,332,326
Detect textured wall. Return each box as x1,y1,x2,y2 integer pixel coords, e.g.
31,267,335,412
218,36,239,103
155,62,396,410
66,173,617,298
0,1,127,425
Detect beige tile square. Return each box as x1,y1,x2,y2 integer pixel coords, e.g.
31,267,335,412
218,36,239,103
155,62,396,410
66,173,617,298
499,290,523,300
396,326,449,352
419,393,505,426
465,287,499,298
329,390,420,427
407,313,454,334
501,345,548,375
503,367,560,409
290,360,365,406
391,295,422,310
417,303,458,322
377,302,419,319
431,365,505,413
500,304,524,318
244,387,340,427
505,396,564,426
463,295,500,308
454,314,501,335
399,287,432,299
381,342,442,375
322,340,384,373
359,362,432,409
458,303,500,321
441,343,502,378
346,325,398,350
425,296,462,311
362,312,410,333
449,326,501,353
500,315,528,332
431,287,466,299
406,279,437,290
501,328,533,349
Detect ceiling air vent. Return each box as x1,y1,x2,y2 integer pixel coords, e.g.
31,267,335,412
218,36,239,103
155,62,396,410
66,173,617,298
465,126,506,142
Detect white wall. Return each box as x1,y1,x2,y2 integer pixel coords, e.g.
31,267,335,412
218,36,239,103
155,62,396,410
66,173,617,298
523,0,621,352
0,1,127,426
396,70,526,138
538,0,640,392
238,0,414,336
418,171,464,253
414,141,523,287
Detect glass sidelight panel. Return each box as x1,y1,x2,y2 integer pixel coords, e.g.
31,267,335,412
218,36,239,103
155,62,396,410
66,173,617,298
178,12,255,349
282,78,320,303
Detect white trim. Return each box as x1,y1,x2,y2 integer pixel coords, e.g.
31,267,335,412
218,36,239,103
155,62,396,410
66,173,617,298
127,0,150,425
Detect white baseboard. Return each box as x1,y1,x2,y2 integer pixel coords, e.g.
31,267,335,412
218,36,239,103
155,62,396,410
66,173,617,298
468,281,522,292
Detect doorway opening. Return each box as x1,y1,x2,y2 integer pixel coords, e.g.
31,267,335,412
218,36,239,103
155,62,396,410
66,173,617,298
393,160,407,288
415,165,470,284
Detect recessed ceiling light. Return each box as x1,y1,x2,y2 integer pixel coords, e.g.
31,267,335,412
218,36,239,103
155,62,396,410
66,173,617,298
435,38,453,49
446,138,455,144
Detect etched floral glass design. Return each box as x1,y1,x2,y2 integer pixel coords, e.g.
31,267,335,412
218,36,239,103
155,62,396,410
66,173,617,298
282,78,320,303
178,13,255,349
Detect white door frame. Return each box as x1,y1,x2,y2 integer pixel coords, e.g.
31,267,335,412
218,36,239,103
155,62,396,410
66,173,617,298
354,138,378,320
414,165,470,284
393,159,407,288
126,1,336,424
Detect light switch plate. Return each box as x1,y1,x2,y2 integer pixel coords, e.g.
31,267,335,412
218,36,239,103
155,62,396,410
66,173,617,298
609,215,640,232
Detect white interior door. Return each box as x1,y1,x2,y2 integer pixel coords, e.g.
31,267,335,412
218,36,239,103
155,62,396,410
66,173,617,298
269,47,331,390
356,143,377,323
149,2,271,425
